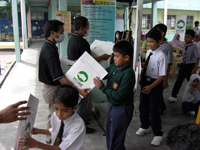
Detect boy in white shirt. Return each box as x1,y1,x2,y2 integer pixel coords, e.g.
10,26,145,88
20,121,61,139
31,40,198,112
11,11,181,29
17,85,86,150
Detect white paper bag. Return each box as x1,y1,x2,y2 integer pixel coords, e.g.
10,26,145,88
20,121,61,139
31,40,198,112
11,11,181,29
90,39,114,57
14,94,39,150
60,58,75,73
65,51,108,91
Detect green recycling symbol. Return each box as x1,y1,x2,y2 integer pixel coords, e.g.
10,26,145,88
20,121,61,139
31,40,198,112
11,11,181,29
177,20,185,29
24,122,31,137
77,71,88,82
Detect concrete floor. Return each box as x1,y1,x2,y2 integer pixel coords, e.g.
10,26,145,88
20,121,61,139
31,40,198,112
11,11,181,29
0,39,196,150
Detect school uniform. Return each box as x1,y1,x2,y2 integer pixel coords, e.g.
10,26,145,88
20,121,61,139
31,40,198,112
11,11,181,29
193,27,200,34
100,63,135,150
159,39,173,111
39,39,64,130
139,48,167,136
171,43,200,98
49,112,86,150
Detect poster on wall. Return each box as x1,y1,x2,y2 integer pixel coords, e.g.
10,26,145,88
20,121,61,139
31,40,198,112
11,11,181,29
175,15,187,41
56,11,71,33
81,0,116,44
14,94,39,150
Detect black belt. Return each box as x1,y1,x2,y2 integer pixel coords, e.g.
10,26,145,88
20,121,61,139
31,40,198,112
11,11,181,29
145,77,156,82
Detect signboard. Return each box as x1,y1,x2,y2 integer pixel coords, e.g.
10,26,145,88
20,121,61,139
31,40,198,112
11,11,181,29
81,0,116,44
65,51,107,92
14,94,39,150
56,11,71,33
175,15,187,41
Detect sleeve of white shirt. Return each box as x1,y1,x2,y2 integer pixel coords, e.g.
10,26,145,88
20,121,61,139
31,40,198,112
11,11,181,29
167,45,173,64
59,125,85,150
158,55,167,76
194,45,200,59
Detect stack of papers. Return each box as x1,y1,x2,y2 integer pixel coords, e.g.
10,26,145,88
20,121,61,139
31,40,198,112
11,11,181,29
90,40,114,57
60,57,75,73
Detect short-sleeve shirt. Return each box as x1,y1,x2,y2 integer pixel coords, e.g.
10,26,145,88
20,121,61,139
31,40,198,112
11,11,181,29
39,40,64,85
49,112,86,150
159,40,173,65
181,44,200,64
193,27,200,34
146,48,167,79
67,33,91,61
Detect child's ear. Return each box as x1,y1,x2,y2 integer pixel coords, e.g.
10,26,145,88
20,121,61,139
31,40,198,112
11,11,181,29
73,105,79,111
161,32,165,37
124,55,130,61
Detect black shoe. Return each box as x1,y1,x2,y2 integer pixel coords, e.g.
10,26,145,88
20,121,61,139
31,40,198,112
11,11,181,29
86,127,95,134
85,121,89,126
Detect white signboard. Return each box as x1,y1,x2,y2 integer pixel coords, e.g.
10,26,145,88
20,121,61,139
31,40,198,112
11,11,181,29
90,40,114,57
175,15,187,41
14,94,39,150
65,51,108,91
60,58,75,73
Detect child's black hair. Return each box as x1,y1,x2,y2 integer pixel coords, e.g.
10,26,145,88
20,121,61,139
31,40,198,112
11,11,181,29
74,16,88,31
146,28,161,42
44,20,64,39
185,29,195,37
113,41,133,60
195,21,199,26
53,85,79,108
154,23,167,36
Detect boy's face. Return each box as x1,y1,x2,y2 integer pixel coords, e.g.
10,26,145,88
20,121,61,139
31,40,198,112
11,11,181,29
147,37,161,51
54,103,78,121
53,25,64,39
192,78,199,88
113,52,129,68
184,34,194,43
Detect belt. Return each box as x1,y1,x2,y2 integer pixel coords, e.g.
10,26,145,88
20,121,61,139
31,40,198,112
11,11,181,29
145,77,156,82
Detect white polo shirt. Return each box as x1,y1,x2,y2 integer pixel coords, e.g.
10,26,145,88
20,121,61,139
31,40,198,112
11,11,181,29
49,112,86,150
145,48,167,79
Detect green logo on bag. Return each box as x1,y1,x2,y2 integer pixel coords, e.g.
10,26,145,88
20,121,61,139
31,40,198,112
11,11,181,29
177,20,185,29
77,71,88,82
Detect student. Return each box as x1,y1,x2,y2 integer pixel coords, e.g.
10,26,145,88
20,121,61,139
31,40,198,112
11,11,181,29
136,28,167,146
93,41,135,150
182,74,200,116
114,30,121,43
153,24,173,114
166,123,200,150
193,21,200,34
17,85,86,150
171,33,183,48
39,20,89,142
67,16,110,134
168,29,200,102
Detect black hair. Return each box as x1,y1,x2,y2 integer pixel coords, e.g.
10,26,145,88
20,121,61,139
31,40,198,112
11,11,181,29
166,123,200,150
154,23,167,36
195,21,199,26
146,28,161,42
74,16,88,31
44,20,64,39
113,41,133,60
53,85,79,108
186,29,195,37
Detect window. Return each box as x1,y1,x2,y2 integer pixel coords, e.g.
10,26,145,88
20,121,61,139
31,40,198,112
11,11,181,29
167,15,176,30
31,12,44,20
187,15,193,25
142,14,151,29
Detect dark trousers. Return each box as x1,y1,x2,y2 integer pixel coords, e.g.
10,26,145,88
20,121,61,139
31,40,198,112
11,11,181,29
139,78,163,136
160,87,167,111
172,63,195,98
106,104,134,150
182,101,200,114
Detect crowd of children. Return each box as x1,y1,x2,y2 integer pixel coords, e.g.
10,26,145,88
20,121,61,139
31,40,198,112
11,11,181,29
14,17,200,150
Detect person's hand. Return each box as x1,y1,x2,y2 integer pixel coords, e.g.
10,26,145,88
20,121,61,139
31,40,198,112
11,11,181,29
142,85,153,94
190,87,194,94
78,88,91,98
93,77,104,89
17,132,38,150
135,61,139,67
163,79,169,89
31,127,40,135
0,101,31,123
102,54,110,60
191,68,197,74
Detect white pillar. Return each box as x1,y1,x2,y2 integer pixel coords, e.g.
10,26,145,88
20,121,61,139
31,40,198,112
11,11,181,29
164,0,168,25
151,0,157,28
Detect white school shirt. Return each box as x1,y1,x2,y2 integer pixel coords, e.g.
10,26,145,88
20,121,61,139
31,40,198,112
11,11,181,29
193,27,200,34
145,48,167,79
49,112,86,150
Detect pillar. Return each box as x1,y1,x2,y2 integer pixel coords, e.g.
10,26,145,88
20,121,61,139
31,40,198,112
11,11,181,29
58,0,68,58
48,2,52,20
51,0,57,20
124,6,128,31
12,0,21,61
151,0,157,28
164,0,168,25
21,0,28,48
27,6,32,38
